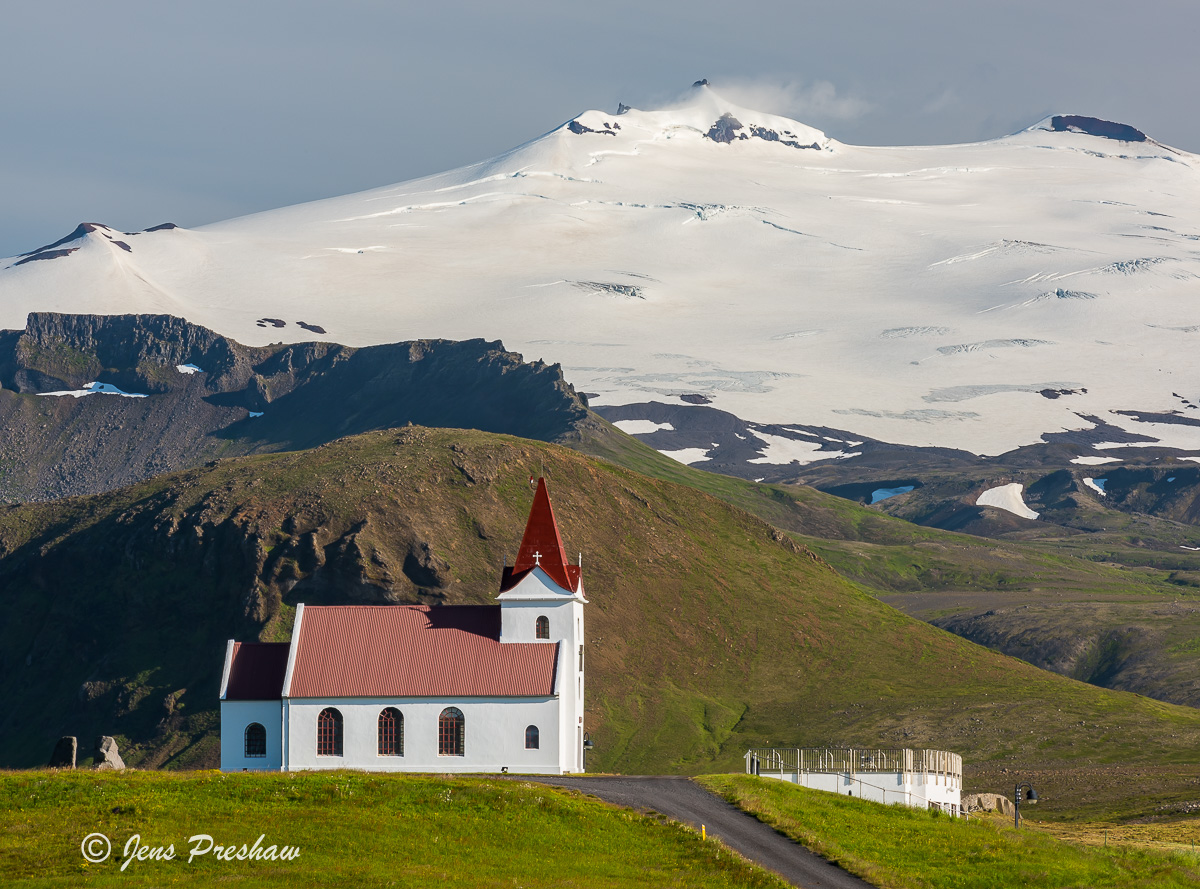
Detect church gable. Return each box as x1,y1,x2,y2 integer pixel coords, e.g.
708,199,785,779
221,642,290,701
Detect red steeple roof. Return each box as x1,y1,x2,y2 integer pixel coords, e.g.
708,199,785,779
501,477,581,593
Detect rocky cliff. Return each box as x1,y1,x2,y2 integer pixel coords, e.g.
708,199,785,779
0,313,590,502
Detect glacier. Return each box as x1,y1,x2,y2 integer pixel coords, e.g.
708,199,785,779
3,84,1199,459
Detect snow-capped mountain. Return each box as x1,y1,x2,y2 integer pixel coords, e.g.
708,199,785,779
4,83,1200,463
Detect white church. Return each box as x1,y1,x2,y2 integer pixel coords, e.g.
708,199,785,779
219,478,588,773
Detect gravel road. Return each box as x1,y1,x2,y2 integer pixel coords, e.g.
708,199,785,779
529,775,877,889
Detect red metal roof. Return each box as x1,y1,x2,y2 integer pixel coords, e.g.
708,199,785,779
287,605,558,698
225,642,290,700
501,477,580,593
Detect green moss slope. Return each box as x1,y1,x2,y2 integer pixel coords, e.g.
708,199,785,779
3,427,1200,775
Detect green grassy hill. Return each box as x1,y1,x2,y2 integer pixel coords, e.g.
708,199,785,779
0,770,784,888
701,774,1200,889
578,419,1200,708
5,426,1200,781
5,770,1197,888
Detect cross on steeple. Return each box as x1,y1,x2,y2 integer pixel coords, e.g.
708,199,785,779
532,551,542,566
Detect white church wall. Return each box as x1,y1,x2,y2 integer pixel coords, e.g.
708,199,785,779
559,608,584,773
499,598,572,644
284,696,565,774
500,568,587,774
220,700,282,771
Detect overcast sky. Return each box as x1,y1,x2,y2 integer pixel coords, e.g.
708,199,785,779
2,0,1196,257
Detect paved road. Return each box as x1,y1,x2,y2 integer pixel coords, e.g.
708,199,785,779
529,775,876,889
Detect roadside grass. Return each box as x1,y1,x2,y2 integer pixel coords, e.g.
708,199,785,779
698,774,1200,889
0,770,787,888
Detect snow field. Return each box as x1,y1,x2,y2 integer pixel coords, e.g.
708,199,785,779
613,420,674,434
2,87,1199,458
659,445,717,465
976,483,1039,520
39,382,148,399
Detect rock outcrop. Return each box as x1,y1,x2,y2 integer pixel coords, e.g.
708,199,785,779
93,736,126,770
48,736,76,769
962,792,1014,815
0,313,590,503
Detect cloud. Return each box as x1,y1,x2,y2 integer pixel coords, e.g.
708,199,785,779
716,78,874,121
922,87,960,115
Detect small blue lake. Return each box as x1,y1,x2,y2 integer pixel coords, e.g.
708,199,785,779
871,485,915,504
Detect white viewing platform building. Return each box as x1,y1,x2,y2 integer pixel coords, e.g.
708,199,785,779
745,747,963,815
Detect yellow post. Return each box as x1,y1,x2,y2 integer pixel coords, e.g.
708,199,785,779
702,825,706,840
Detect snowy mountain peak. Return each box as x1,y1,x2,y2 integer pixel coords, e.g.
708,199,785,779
10,222,134,268
4,89,1200,459
5,221,186,270
565,82,831,153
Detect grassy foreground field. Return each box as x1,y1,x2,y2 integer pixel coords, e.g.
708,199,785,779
8,770,1199,889
0,770,785,888
700,774,1200,889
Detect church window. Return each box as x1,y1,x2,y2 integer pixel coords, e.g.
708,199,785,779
244,723,266,758
536,615,550,639
378,708,403,756
439,707,465,756
525,725,540,749
317,708,343,756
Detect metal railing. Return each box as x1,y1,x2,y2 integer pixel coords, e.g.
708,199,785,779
745,747,962,782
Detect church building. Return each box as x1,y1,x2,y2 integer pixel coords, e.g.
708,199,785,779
219,478,588,774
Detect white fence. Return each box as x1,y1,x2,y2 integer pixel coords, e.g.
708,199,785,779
745,747,963,815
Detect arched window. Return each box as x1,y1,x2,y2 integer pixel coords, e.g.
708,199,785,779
525,725,540,750
378,708,404,756
439,707,464,756
535,616,550,639
317,708,343,756
244,723,266,758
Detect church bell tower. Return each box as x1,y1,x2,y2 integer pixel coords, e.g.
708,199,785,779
497,478,588,771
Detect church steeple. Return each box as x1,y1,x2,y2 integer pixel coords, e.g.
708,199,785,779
500,477,581,594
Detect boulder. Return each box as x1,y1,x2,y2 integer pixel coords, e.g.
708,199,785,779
962,792,1014,815
48,736,77,769
93,735,126,770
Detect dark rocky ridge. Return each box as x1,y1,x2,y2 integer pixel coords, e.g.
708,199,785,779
593,400,986,484
703,113,821,149
595,400,1200,533
1050,115,1147,142
0,313,590,502
10,222,152,267
567,120,617,136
